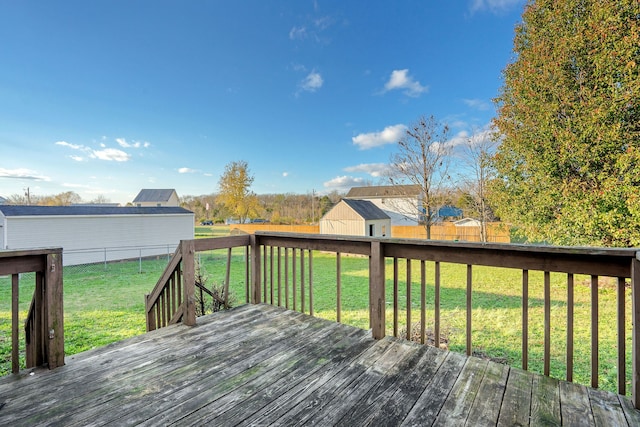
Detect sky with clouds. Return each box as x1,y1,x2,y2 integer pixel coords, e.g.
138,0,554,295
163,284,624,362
0,0,526,204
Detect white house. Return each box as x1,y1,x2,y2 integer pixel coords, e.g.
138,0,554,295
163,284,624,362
132,189,180,207
344,185,421,226
0,205,194,266
320,199,391,237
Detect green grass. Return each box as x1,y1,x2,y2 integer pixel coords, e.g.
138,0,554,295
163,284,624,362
0,240,633,395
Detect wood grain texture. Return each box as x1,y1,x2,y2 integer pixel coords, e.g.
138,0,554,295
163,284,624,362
0,303,638,426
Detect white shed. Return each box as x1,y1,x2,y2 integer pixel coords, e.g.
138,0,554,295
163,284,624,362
320,199,391,237
0,205,194,266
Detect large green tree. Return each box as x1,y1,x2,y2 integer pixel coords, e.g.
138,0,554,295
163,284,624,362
217,161,261,223
492,0,640,246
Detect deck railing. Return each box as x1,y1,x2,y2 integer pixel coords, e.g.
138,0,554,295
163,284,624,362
149,232,640,408
0,248,64,373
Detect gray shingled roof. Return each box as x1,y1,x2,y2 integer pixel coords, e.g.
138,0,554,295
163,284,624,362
0,205,192,216
132,189,176,203
345,185,420,198
342,199,390,220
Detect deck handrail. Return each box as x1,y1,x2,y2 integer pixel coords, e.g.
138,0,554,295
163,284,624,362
150,232,640,408
0,248,64,373
145,235,251,331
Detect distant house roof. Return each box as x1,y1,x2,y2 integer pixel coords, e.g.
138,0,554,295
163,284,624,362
345,185,421,198
0,205,192,217
133,189,177,204
342,199,390,220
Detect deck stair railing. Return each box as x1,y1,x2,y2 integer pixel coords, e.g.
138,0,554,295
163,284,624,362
145,235,251,331
149,232,640,409
1,248,64,373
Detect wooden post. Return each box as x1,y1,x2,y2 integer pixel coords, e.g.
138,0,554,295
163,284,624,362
631,256,640,408
11,274,19,373
370,240,385,340
181,240,196,326
251,234,261,304
45,251,64,369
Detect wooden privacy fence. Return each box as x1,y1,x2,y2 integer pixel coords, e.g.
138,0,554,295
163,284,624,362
230,223,510,243
147,232,640,408
0,248,64,373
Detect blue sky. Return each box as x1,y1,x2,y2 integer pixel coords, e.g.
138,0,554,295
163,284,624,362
0,0,526,205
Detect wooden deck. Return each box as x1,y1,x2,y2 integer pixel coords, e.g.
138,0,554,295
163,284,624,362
1,304,639,426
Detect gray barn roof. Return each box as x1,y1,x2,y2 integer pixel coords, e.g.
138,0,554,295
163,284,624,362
0,205,192,217
342,199,390,220
345,185,420,198
133,189,177,203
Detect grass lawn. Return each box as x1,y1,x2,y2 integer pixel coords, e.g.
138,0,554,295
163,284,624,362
0,228,633,395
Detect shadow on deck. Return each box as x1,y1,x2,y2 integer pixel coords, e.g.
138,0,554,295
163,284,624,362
1,304,639,426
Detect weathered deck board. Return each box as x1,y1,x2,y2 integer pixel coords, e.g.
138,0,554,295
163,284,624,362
0,303,638,426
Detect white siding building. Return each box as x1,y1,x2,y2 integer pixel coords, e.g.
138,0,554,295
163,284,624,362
320,199,391,237
0,205,194,265
344,185,422,226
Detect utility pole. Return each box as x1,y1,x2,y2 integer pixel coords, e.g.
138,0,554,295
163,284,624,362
311,189,315,224
24,187,31,205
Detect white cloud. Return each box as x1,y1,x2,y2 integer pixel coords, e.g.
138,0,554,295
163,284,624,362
352,124,407,149
383,69,428,97
90,148,131,162
469,0,525,14
344,163,390,177
0,167,50,181
300,71,324,93
463,98,490,111
116,138,150,149
289,26,307,40
323,175,365,191
178,167,197,174
55,141,84,150
69,155,84,162
282,172,289,177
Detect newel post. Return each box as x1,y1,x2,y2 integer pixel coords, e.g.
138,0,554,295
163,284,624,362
632,255,640,408
46,251,64,369
182,240,196,326
370,240,385,339
251,234,261,304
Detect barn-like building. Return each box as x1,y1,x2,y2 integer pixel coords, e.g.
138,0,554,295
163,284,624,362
319,199,391,238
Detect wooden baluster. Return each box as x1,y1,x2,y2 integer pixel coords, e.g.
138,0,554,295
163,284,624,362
567,273,574,382
591,275,599,388
420,260,426,345
617,277,626,396
12,273,19,373
393,257,399,337
309,250,313,316
277,247,282,307
292,249,297,311
522,269,529,370
466,264,472,356
544,271,551,376
406,259,411,341
435,262,441,348
336,252,342,323
269,246,274,305
285,248,289,309
301,249,305,314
